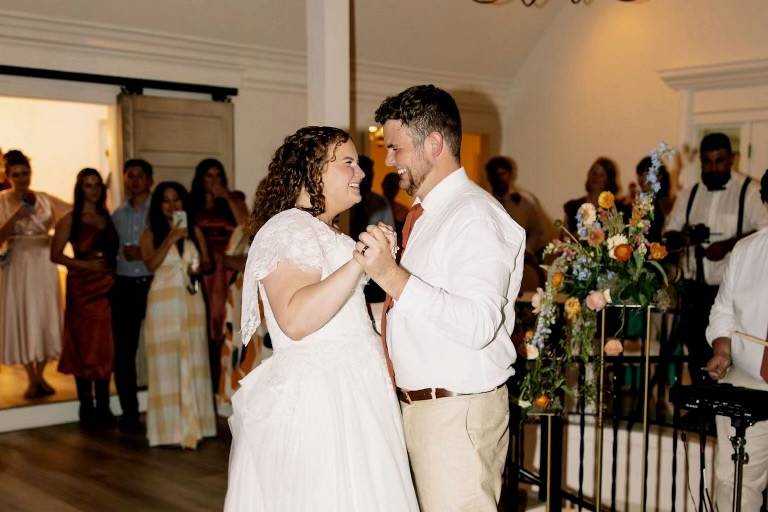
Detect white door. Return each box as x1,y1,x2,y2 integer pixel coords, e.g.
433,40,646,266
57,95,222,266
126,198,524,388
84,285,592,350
118,94,234,189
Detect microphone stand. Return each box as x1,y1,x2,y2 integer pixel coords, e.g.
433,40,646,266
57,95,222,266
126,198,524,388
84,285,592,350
729,416,750,512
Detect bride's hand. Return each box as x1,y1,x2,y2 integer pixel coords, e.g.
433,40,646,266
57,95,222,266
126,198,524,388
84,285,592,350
376,222,398,259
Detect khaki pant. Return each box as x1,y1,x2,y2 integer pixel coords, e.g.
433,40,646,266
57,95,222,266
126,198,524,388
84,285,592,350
715,368,768,512
400,386,509,512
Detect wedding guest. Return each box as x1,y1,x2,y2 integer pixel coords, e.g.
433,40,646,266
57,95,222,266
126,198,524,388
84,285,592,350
0,148,10,191
52,168,118,427
110,158,153,430
634,156,672,242
0,150,71,399
360,85,525,512
216,198,268,417
564,157,628,234
140,181,216,448
189,158,248,393
485,155,557,255
665,133,768,383
705,169,768,511
381,171,409,241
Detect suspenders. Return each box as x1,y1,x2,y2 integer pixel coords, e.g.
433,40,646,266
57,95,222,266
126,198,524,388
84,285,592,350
684,176,752,283
737,177,752,237
684,177,752,236
684,183,699,227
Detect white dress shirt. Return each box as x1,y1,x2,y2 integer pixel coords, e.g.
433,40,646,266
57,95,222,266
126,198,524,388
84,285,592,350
387,168,526,394
706,227,768,382
665,172,768,285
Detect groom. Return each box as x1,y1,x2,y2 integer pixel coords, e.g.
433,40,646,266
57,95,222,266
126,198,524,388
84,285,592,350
355,84,525,512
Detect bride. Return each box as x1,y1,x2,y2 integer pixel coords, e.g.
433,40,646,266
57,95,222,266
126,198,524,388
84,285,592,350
224,126,419,511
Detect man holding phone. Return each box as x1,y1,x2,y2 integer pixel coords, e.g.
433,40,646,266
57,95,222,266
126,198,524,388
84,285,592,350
111,159,154,431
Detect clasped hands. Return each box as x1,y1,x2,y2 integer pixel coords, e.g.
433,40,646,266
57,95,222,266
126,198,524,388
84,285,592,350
353,223,398,281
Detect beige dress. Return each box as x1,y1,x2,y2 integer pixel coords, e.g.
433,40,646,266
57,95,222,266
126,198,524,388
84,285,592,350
144,239,216,448
0,190,62,364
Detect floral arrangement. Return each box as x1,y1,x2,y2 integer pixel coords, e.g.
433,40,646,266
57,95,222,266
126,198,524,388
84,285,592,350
518,143,675,410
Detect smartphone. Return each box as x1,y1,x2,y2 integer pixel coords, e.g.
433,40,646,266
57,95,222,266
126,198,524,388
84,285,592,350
22,192,36,210
172,210,188,229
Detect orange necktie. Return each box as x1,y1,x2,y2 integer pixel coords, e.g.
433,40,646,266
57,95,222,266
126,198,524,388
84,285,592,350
380,203,424,387
759,323,768,382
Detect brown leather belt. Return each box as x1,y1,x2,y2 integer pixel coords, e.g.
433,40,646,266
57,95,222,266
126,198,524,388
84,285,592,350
397,384,505,403
396,387,464,403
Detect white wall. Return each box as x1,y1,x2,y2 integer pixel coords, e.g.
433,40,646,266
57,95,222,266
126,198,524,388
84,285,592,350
504,0,768,219
0,96,109,200
0,9,308,202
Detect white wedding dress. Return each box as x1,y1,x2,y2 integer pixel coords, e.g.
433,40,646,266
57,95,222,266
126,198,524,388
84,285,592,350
224,208,419,512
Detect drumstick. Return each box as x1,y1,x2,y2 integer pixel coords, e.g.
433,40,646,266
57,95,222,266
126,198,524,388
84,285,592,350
735,330,768,348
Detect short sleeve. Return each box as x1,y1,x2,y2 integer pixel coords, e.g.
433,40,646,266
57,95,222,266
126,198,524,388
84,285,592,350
240,209,325,344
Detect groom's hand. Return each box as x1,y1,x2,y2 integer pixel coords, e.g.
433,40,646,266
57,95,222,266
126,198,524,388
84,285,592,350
354,225,409,299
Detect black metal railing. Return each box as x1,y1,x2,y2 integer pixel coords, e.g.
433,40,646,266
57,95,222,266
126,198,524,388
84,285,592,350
504,306,721,512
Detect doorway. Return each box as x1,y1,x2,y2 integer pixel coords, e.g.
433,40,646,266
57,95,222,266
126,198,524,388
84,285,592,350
0,95,115,411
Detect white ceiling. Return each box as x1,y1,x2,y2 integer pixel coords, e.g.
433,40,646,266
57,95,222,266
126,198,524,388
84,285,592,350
1,0,564,83
353,1,564,80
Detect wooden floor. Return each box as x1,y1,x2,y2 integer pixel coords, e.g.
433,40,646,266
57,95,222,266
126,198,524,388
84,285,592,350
0,361,80,409
0,417,230,511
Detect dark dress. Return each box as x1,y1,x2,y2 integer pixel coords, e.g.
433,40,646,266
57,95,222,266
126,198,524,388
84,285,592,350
58,221,118,380
195,209,235,341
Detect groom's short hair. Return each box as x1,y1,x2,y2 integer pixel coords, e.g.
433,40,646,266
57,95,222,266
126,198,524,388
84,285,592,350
375,85,462,160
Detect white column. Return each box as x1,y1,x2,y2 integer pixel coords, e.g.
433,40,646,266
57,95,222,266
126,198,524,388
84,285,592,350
306,0,350,129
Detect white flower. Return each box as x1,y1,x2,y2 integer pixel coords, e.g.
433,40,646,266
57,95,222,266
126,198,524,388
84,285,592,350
524,343,540,360
602,289,612,304
531,287,544,314
577,203,597,227
606,234,628,260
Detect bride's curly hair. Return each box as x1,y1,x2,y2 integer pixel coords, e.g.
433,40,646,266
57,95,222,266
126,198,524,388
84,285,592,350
248,126,350,237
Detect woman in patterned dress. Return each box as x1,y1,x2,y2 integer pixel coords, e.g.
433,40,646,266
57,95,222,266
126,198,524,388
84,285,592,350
140,181,216,448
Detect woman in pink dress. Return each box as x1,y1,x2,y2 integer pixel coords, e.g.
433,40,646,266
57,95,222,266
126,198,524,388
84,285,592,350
189,158,248,392
0,150,71,399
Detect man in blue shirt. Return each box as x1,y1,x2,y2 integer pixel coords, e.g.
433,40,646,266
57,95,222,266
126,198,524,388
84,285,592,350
111,159,153,431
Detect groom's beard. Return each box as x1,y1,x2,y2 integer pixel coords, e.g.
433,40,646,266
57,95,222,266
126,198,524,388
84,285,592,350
702,171,731,191
401,168,425,197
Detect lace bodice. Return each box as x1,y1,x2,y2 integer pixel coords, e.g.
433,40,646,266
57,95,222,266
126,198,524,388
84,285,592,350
240,208,375,350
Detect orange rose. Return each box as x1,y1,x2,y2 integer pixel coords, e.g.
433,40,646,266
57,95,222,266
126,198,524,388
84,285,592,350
604,338,624,356
587,226,605,247
552,271,564,289
533,394,551,409
613,244,633,262
649,242,668,261
598,191,615,209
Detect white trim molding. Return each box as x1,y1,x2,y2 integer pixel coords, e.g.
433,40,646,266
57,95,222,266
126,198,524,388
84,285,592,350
0,9,512,108
659,58,768,91
0,9,306,94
